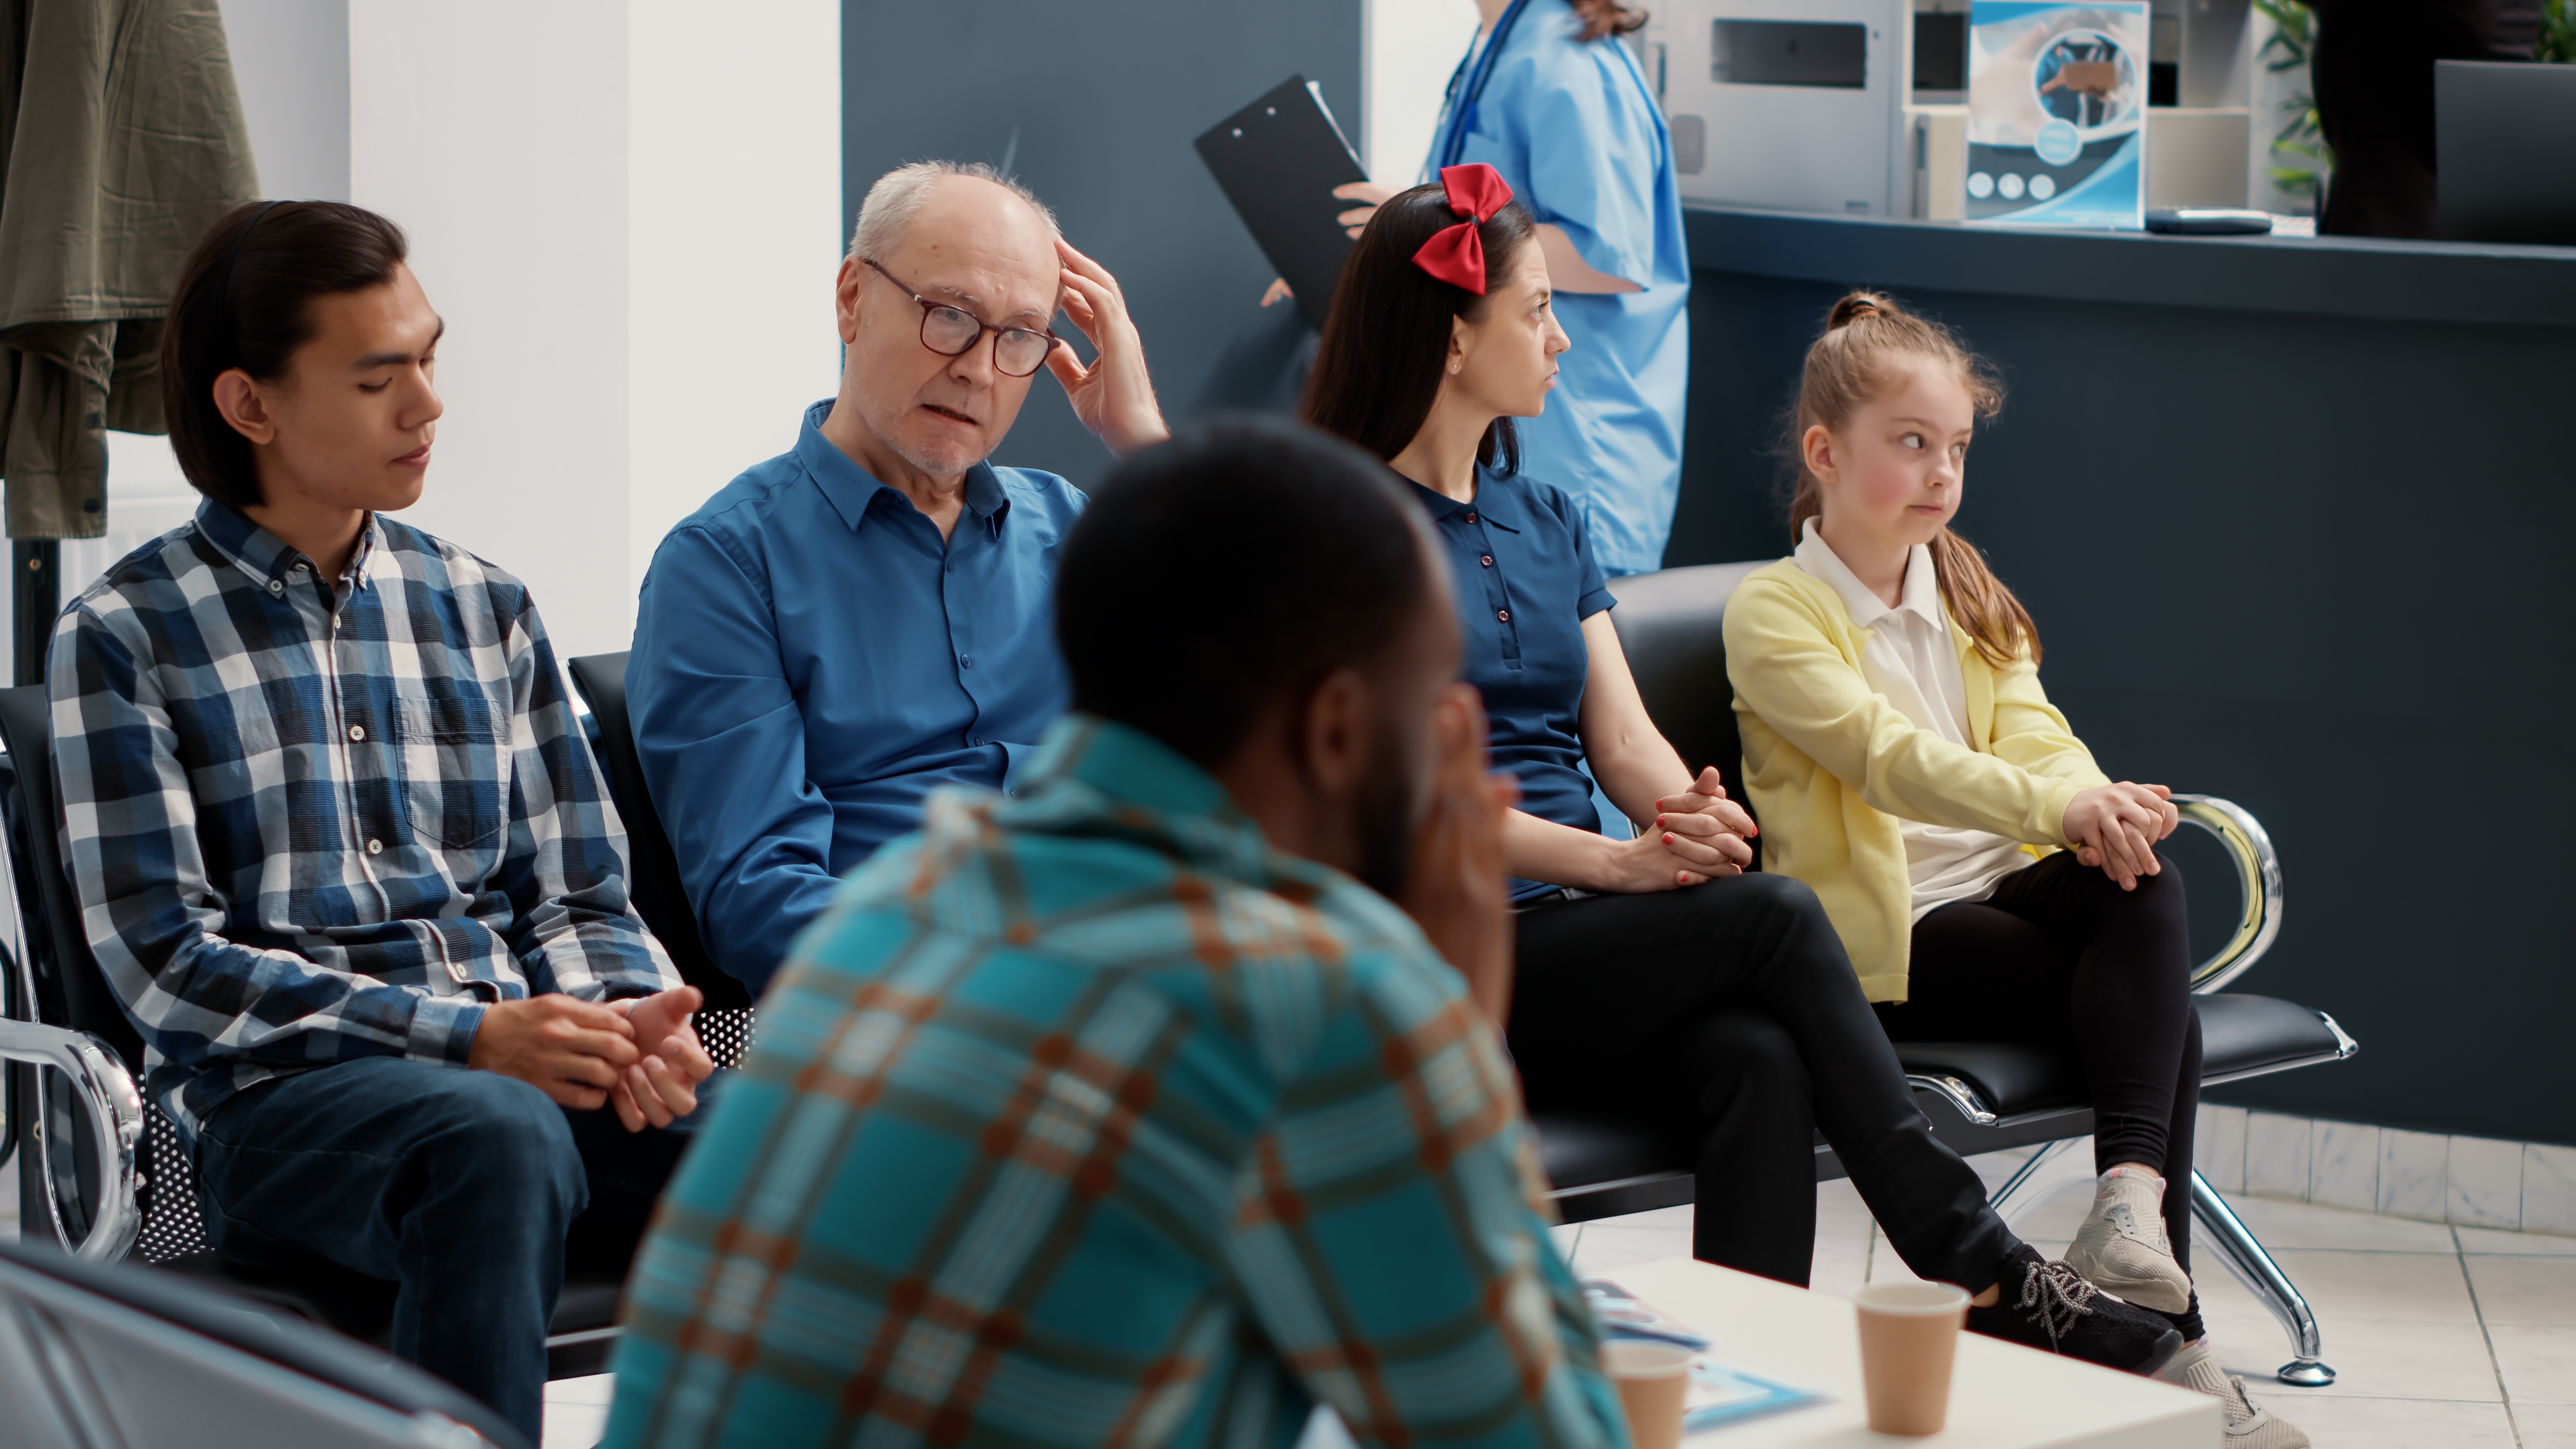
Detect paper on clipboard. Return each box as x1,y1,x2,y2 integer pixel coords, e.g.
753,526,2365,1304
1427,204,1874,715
1193,74,1369,330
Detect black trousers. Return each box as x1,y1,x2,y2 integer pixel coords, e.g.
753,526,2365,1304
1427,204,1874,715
1508,873,2020,1291
1880,849,2203,1335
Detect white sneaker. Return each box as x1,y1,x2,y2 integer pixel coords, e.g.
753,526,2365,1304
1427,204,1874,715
2158,1340,2312,1447
2064,1170,2194,1313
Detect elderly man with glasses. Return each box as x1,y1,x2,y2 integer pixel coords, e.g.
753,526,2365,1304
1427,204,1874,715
628,161,1168,995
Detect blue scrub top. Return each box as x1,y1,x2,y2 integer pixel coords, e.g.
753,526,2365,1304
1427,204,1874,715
627,400,1085,992
1405,466,1615,899
1429,0,1691,577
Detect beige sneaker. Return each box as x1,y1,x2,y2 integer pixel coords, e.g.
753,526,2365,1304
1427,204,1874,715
2064,1170,2193,1313
2158,1340,2312,1447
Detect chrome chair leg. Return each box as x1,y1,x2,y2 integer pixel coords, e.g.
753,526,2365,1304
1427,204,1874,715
1988,1137,2097,1231
2190,1169,2334,1386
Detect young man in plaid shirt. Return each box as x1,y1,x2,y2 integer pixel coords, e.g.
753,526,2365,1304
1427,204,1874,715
47,201,714,1443
603,420,1623,1449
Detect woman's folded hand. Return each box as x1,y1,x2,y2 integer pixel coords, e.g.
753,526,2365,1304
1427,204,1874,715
2063,782,2177,891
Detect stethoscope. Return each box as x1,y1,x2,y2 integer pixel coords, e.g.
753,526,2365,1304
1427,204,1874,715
1433,0,1533,171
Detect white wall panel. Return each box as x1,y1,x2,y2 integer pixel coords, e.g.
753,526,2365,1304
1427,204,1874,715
349,1,635,660
338,2,839,664
626,0,843,596
1363,0,1480,185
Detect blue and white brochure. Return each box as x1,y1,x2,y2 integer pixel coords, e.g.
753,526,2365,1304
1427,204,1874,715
1584,1281,1823,1431
1965,1,2150,228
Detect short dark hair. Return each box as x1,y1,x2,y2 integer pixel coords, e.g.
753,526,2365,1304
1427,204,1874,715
161,201,411,510
1057,416,1438,769
1301,182,1539,472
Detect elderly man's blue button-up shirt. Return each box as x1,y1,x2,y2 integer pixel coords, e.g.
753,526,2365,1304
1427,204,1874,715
628,400,1085,992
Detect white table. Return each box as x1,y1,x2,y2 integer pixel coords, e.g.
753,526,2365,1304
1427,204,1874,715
1603,1258,2220,1447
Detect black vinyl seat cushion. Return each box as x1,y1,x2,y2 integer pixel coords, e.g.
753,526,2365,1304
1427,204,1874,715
152,1250,628,1354
1535,994,2346,1197
1894,993,2347,1119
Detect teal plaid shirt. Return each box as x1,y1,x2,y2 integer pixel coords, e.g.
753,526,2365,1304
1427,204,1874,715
604,715,1623,1449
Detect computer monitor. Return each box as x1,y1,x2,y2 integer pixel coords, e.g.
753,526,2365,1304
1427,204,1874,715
2436,60,2576,246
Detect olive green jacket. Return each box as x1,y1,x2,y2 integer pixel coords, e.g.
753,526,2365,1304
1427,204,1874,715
0,0,257,538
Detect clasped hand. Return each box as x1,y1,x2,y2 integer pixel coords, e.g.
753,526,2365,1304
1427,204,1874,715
466,985,716,1132
2064,781,2179,891
1604,766,1757,891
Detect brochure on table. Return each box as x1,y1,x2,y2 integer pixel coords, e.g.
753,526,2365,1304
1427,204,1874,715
1585,1281,1823,1431
1966,1,2149,228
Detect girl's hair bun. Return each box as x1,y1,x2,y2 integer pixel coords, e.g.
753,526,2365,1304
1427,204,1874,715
1827,291,1896,330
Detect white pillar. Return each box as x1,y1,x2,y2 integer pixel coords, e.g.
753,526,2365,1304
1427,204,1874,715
626,0,844,601
347,1,840,663
1363,0,1481,185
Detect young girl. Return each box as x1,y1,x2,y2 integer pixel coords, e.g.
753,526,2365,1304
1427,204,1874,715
1724,293,2304,1447
1301,168,2194,1381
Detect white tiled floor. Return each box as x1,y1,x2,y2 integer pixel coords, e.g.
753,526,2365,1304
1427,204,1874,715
1548,1151,2576,1449
543,1374,615,1449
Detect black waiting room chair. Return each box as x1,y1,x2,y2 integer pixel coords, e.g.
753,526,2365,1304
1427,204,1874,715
565,638,2356,1384
564,651,757,1072
1533,562,2359,1387
0,685,631,1379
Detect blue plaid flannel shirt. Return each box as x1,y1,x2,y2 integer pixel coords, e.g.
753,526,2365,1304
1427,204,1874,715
47,501,679,1139
603,714,1624,1449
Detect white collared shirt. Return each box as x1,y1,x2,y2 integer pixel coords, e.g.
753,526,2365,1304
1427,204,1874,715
1792,520,2032,920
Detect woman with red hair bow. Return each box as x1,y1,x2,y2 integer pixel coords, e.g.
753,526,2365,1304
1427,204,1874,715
1298,174,2193,1382
1321,0,1688,578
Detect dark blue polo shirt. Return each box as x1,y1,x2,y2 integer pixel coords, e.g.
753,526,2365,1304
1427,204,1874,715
1405,467,1616,898
628,400,1085,991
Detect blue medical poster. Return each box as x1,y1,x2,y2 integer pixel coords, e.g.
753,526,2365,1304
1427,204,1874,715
1965,1,2148,228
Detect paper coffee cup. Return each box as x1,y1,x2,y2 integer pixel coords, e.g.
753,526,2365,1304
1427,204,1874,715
1854,1281,1969,1436
1602,1339,1693,1449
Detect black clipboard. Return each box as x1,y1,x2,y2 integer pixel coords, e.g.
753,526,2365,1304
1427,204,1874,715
1194,75,1370,330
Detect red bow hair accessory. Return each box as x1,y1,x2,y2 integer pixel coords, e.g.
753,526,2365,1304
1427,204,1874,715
1410,164,1515,295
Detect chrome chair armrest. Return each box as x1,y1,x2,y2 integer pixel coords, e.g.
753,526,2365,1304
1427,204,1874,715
2172,794,2284,994
0,1018,143,1263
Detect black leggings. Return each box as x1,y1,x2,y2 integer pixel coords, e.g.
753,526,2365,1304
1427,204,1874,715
1878,849,2202,1334
1507,873,2021,1291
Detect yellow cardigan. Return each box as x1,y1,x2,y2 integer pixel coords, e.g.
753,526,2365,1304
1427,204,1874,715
1720,559,2109,1002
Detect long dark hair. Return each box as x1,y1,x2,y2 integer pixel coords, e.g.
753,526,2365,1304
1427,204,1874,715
1302,182,1540,471
162,201,411,510
1788,291,2036,667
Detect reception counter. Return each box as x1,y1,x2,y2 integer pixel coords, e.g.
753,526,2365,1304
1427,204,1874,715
1670,207,2576,1145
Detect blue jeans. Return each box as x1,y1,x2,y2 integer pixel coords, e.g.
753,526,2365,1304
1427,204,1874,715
192,1056,715,1441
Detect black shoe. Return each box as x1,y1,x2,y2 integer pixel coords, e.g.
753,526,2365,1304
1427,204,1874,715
1966,1245,2186,1375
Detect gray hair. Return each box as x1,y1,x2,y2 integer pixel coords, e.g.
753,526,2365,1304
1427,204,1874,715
848,160,1062,262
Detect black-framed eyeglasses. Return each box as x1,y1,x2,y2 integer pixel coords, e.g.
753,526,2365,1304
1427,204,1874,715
863,258,1059,378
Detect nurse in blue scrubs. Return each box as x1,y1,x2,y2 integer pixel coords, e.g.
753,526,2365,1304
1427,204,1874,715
1333,0,1690,576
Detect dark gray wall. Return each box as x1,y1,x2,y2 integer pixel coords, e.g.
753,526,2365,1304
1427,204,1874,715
1670,212,2576,1146
843,0,1360,492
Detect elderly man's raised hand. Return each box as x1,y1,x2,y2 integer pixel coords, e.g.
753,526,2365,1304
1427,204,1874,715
1047,239,1169,457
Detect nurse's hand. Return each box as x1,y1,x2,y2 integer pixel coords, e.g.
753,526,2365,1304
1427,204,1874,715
1047,238,1169,456
1334,180,1400,237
